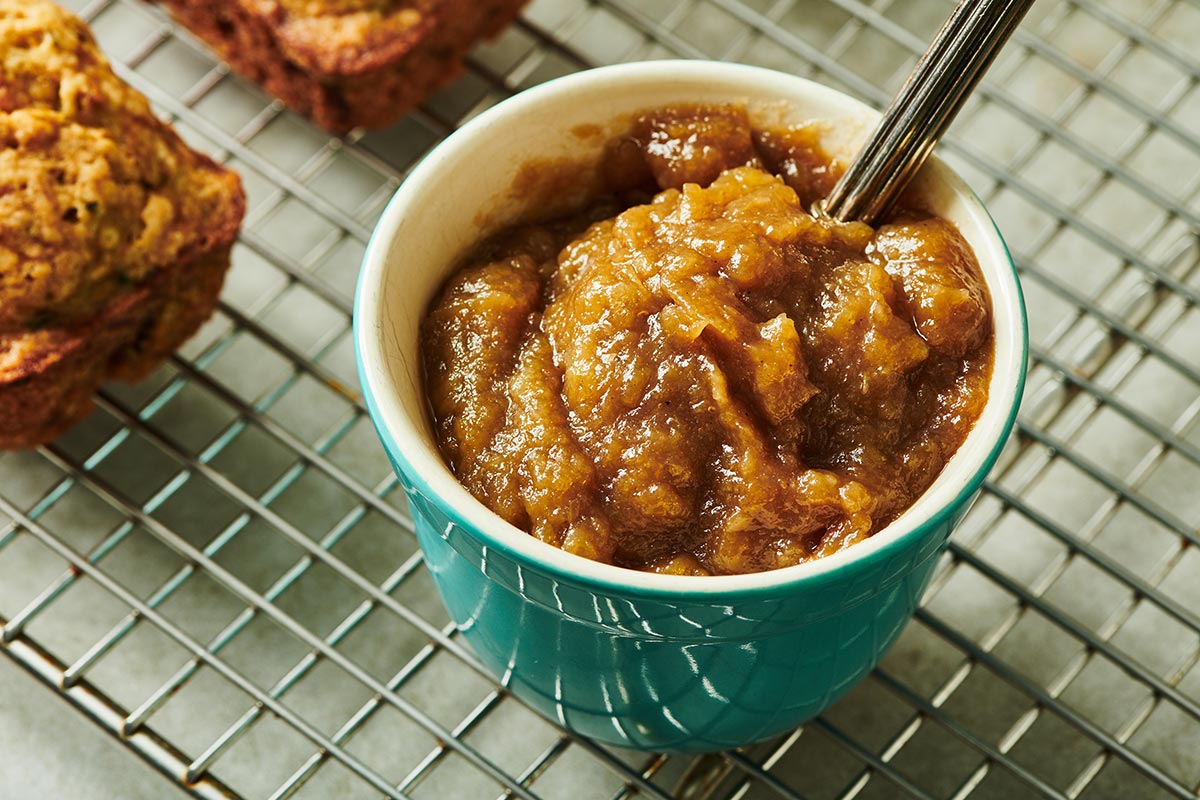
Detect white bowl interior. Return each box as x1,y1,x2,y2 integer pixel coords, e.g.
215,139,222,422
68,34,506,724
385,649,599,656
356,61,1025,594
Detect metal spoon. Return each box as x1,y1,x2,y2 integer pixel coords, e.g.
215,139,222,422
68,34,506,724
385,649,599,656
823,0,1038,225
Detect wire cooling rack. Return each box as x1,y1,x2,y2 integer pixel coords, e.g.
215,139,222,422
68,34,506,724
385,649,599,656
2,0,1199,797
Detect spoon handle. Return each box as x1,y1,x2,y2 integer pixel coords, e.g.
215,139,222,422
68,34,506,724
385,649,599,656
823,0,1037,225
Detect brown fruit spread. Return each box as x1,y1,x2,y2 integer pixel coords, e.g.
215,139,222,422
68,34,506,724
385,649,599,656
421,105,993,575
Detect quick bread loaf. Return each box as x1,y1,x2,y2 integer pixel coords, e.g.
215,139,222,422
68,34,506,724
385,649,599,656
0,0,245,448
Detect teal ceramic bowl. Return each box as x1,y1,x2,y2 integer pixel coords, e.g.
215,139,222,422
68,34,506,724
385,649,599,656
354,61,1027,752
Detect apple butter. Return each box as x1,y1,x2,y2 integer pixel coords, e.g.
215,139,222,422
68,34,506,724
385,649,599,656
421,105,993,575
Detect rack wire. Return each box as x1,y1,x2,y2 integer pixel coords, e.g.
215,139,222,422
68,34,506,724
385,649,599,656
1,0,1198,797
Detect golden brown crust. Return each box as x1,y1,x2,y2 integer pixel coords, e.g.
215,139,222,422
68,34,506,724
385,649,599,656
0,0,246,448
108,237,235,382
154,0,529,132
0,287,148,449
268,0,437,76
0,234,238,449
0,0,244,334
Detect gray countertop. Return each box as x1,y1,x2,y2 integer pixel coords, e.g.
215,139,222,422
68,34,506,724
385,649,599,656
0,657,168,799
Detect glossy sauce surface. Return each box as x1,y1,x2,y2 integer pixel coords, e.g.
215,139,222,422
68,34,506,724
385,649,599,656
421,105,993,575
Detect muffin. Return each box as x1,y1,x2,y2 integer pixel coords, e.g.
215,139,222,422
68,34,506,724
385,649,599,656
0,0,246,449
151,0,532,132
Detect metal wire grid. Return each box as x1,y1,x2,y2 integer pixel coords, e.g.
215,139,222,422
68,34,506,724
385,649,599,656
0,0,1198,797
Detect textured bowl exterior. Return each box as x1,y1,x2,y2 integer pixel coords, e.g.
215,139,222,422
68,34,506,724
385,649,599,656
366,386,969,750
354,61,1027,752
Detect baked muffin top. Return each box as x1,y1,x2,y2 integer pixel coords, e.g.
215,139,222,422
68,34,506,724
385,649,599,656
0,0,243,334
265,0,436,75
277,0,396,13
